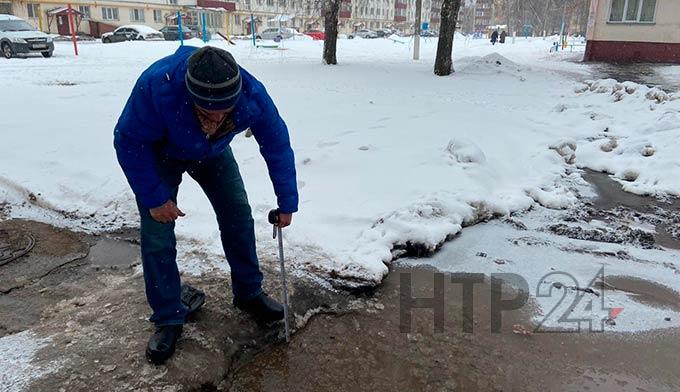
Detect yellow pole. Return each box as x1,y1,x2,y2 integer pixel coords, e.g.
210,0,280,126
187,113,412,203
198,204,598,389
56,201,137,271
37,5,44,31
226,12,230,41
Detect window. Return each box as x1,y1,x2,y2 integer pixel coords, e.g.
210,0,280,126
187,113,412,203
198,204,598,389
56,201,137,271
267,0,273,6
609,0,656,23
154,9,162,23
102,7,119,20
167,0,178,5
234,14,241,26
78,5,91,19
0,3,11,14
130,9,145,22
279,0,286,7
27,3,39,18
639,0,656,21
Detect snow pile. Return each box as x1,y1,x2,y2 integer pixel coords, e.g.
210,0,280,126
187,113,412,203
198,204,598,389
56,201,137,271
458,52,524,76
0,331,59,391
561,79,680,197
387,34,408,44
445,139,487,164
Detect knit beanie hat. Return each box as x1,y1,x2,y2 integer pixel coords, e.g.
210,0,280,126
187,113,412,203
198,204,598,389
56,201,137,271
185,46,242,110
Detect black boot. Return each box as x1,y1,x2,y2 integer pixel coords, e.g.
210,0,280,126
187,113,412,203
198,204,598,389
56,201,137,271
234,292,284,324
146,325,183,365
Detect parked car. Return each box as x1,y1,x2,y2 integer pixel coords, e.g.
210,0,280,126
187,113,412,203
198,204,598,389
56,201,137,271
159,26,194,41
376,28,392,38
304,29,325,40
348,29,378,39
185,25,211,41
256,27,297,40
420,30,437,37
0,14,54,59
101,25,164,43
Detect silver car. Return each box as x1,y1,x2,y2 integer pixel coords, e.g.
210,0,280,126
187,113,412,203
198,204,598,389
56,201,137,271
256,27,296,41
348,29,378,39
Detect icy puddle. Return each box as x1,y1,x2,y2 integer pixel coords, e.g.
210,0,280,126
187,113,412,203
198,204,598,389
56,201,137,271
401,170,680,332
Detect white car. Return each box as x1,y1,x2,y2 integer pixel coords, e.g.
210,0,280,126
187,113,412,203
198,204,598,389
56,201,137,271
256,27,298,41
0,14,54,58
102,25,164,43
348,29,379,39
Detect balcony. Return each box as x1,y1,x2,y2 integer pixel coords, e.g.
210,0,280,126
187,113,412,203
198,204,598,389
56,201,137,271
394,2,407,9
339,10,351,18
394,15,406,22
196,0,235,11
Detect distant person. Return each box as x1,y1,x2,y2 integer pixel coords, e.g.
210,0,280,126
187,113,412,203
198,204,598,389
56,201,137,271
114,46,298,365
499,30,507,44
490,30,499,45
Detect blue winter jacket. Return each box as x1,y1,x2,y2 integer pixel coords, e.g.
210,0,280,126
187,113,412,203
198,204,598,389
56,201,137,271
114,46,298,213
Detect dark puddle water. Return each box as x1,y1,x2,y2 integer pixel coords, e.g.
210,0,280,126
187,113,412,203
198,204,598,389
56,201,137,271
598,275,680,313
583,169,680,250
590,62,680,93
86,237,139,267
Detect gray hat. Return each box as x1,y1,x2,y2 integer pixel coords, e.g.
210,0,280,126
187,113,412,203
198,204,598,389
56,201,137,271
185,46,242,110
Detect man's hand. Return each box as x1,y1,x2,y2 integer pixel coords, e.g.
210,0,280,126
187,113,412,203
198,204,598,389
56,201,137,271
278,213,293,228
150,200,185,223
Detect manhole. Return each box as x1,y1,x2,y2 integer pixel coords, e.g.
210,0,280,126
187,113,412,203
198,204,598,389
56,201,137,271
0,229,36,267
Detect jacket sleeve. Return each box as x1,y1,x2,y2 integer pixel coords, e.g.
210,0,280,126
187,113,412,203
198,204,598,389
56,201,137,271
113,75,170,209
250,86,299,214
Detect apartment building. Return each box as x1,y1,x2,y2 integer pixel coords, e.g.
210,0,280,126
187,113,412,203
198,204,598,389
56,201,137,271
4,0,227,37
3,0,445,37
584,0,679,63
472,0,492,33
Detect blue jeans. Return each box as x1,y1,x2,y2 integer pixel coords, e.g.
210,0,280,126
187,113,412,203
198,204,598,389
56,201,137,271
138,148,263,326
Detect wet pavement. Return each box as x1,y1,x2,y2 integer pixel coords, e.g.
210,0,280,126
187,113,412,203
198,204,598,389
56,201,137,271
229,169,680,391
589,62,680,92
229,265,680,392
0,219,351,392
3,170,680,391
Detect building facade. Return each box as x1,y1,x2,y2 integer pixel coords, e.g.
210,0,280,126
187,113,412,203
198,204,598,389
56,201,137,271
472,0,492,33
2,0,448,37
3,0,227,37
584,0,680,63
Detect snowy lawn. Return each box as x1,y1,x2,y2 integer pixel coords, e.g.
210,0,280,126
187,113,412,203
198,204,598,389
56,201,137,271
1,36,678,289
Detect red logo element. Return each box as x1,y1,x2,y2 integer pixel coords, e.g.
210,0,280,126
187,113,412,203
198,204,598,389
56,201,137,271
609,307,624,319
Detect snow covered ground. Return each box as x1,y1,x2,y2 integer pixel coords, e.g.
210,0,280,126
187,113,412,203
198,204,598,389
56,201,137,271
1,36,679,312
0,331,59,391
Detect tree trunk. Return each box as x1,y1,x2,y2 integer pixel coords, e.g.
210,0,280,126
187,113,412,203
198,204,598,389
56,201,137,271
433,0,462,76
323,0,340,65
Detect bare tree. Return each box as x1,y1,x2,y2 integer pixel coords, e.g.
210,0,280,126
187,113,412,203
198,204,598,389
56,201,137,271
433,0,462,76
491,0,589,37
322,0,340,64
